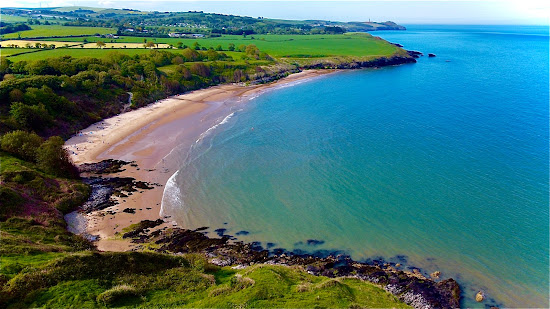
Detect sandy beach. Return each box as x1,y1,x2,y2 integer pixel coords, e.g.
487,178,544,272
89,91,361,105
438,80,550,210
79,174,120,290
65,69,337,251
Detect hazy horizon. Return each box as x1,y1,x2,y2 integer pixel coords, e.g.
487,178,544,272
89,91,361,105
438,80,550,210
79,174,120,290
2,1,549,26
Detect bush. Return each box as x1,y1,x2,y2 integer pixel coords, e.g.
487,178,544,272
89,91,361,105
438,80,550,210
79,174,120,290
0,186,24,219
35,136,78,178
96,285,140,306
9,102,52,131
0,130,43,161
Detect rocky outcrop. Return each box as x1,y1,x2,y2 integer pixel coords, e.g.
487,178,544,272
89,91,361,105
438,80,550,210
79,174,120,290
300,55,416,70
78,160,158,213
123,221,460,309
407,50,424,58
428,53,436,57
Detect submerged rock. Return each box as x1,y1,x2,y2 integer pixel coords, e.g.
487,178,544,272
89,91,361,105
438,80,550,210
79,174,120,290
428,53,436,57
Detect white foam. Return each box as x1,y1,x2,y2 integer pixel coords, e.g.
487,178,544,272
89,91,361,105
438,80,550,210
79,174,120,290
195,112,235,144
160,170,183,218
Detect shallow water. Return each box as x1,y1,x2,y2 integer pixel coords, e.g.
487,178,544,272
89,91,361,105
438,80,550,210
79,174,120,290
162,25,549,307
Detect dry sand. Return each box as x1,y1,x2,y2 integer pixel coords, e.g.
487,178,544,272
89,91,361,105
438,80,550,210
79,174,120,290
65,69,337,251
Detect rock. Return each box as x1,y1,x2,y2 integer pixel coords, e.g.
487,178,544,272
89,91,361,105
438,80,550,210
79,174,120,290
476,291,485,302
407,50,423,58
395,263,401,267
430,271,441,278
428,53,436,57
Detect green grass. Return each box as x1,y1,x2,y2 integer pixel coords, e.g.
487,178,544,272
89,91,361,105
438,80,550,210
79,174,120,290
5,33,402,63
0,48,29,56
4,48,178,62
0,14,30,23
1,25,116,39
1,252,410,308
33,33,400,56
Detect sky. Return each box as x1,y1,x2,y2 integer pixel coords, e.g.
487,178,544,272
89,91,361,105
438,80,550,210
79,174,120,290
2,0,549,25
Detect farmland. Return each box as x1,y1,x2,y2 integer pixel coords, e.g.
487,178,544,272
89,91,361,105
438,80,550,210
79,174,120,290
0,25,116,39
1,33,402,62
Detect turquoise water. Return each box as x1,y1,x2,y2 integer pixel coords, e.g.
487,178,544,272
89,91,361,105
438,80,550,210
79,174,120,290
162,25,549,307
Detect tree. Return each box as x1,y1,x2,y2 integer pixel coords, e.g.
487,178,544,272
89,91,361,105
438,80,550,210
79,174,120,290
176,41,184,49
9,102,52,131
144,41,155,49
245,44,260,56
193,41,201,50
228,43,235,51
96,41,106,48
0,130,43,161
36,136,78,178
215,44,223,51
190,63,210,77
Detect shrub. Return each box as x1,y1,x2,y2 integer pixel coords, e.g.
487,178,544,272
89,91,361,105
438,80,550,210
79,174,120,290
9,102,52,131
96,285,140,306
35,136,78,178
0,130,43,161
0,186,24,218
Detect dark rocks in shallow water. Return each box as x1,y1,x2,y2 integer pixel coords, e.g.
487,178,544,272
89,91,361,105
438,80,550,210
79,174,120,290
236,230,250,236
250,241,263,251
306,239,325,246
214,228,227,236
428,53,436,57
194,226,209,232
407,50,424,58
266,242,276,248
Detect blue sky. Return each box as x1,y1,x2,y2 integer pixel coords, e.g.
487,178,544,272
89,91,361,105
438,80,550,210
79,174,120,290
2,0,549,25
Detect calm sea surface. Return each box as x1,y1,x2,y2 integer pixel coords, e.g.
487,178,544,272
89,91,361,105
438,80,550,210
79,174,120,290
162,25,549,307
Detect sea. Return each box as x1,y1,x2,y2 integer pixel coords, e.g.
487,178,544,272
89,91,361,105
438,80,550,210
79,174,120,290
161,25,549,308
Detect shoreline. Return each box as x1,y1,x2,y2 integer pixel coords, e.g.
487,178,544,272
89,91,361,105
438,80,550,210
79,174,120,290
64,65,463,308
65,69,339,251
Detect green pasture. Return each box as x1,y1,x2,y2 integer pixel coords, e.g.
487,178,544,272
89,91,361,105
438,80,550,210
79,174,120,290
8,33,400,60
3,48,179,62
0,48,27,56
1,25,116,39
0,14,29,23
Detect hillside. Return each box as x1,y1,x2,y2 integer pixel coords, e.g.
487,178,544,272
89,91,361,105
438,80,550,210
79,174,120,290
1,6,405,37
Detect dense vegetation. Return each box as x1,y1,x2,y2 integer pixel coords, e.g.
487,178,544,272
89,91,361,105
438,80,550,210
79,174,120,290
0,23,31,35
0,46,277,138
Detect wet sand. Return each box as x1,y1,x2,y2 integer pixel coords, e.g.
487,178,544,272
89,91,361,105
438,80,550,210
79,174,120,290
65,70,337,251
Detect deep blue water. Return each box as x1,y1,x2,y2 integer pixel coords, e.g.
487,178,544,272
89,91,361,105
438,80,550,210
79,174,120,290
162,25,549,307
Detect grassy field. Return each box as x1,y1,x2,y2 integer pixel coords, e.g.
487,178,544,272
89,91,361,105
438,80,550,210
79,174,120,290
1,250,410,308
35,33,399,57
0,48,28,56
0,14,29,23
3,33,401,62
1,25,116,39
2,48,179,61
